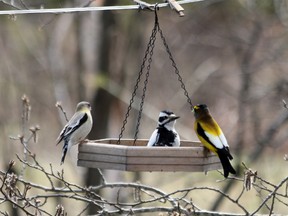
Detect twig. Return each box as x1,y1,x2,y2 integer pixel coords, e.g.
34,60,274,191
97,168,106,184
18,0,29,9
1,155,287,215
56,101,69,122
90,182,178,207
2,101,288,215
0,161,47,216
77,203,90,216
0,1,21,9
251,176,288,215
167,186,249,215
269,193,276,216
20,95,31,177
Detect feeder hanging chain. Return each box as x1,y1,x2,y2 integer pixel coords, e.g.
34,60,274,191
118,7,193,144
117,16,158,144
158,27,194,110
133,28,157,143
133,7,159,143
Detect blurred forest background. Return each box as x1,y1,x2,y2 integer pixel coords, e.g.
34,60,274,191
0,0,288,215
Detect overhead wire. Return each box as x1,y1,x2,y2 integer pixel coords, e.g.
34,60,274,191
0,0,205,15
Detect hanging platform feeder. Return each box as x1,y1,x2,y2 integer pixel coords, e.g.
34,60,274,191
78,7,222,173
78,139,221,172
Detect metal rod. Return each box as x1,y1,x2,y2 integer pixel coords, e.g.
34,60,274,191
0,0,205,15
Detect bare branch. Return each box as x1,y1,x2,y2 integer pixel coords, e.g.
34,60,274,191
1,98,287,215
251,176,288,215
55,101,69,122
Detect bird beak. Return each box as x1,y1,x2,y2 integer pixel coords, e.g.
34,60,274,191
169,115,180,121
192,105,199,113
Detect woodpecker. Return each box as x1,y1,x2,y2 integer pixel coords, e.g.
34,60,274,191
147,110,180,147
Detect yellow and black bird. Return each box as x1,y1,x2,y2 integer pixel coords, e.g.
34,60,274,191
193,104,236,178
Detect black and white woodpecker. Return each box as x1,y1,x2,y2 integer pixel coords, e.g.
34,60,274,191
147,110,180,147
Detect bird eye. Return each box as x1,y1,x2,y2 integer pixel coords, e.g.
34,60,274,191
159,116,168,122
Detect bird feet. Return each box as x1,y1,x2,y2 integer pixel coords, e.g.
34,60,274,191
79,139,89,145
203,147,210,158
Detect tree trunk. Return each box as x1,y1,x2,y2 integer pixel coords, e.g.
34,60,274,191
85,0,117,214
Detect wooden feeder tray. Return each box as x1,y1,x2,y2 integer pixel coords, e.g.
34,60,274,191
76,10,221,173
78,139,222,172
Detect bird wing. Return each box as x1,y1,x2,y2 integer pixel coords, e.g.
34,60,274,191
196,118,228,150
56,112,88,145
204,130,228,149
170,129,180,147
147,130,160,147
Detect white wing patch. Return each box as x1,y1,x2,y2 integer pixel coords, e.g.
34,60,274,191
219,133,229,147
204,131,229,149
173,130,180,147
147,130,159,147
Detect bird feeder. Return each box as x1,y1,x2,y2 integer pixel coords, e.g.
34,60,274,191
77,8,222,172
78,139,221,172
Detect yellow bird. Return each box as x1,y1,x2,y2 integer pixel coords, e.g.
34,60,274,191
56,101,93,165
193,104,236,178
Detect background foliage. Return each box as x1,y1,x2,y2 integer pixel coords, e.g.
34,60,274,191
0,0,288,215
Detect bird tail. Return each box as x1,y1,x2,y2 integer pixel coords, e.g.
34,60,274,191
218,149,236,178
60,140,69,165
56,138,61,146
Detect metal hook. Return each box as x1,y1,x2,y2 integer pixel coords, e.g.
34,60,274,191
154,3,159,25
134,0,154,11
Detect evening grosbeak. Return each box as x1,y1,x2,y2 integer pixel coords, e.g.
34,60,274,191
193,104,236,178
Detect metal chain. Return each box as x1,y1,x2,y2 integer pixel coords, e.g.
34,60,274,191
117,13,158,144
133,30,157,143
118,7,193,145
133,7,159,144
158,26,194,110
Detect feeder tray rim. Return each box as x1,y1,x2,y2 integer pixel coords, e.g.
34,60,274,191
78,138,222,172
87,138,205,148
